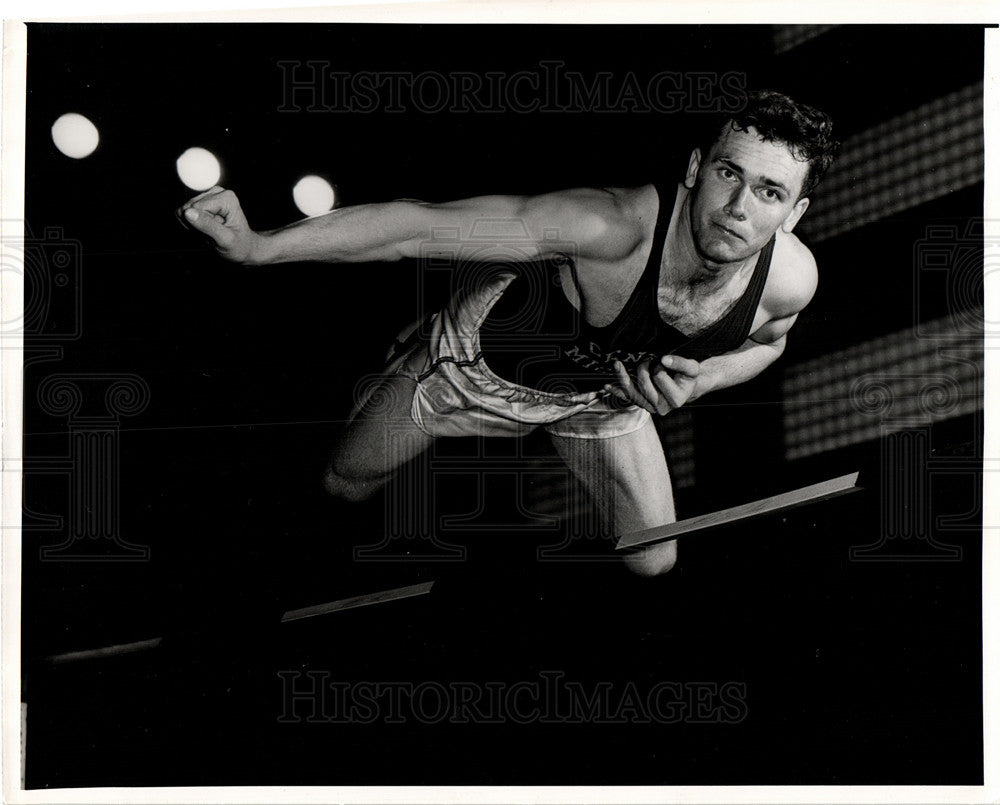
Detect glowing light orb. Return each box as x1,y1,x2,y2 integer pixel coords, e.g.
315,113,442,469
292,175,336,217
51,113,100,159
176,147,222,191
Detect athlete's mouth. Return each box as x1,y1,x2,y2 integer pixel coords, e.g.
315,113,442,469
713,222,744,240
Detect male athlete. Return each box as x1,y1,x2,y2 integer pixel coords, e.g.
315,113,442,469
178,89,838,576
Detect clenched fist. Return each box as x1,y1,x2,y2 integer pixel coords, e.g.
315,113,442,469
177,186,266,265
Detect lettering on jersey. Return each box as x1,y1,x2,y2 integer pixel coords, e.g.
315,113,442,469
564,342,659,372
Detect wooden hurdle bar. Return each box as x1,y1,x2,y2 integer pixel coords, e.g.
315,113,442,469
617,472,862,550
43,581,436,665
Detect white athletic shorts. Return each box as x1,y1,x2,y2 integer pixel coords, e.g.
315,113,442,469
375,271,651,440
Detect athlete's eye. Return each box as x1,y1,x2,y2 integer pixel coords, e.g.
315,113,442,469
760,188,780,201
719,168,737,181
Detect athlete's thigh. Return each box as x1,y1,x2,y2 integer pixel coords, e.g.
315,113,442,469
329,372,435,481
548,416,675,534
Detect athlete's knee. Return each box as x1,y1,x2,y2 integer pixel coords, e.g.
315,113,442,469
322,465,385,503
623,540,678,577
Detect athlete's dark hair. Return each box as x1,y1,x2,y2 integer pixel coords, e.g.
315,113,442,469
701,89,840,199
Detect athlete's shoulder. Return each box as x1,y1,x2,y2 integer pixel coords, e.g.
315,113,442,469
604,184,661,236
765,229,818,318
589,184,661,260
533,184,650,261
560,184,652,233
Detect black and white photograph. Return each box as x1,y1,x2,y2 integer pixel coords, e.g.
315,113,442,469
1,5,997,801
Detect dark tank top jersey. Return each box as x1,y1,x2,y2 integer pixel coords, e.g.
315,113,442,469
478,183,776,394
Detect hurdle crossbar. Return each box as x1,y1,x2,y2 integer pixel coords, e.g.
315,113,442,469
43,580,436,664
616,472,862,550
280,581,435,623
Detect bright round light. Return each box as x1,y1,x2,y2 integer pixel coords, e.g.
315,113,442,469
175,147,222,191
292,175,336,217
51,113,100,159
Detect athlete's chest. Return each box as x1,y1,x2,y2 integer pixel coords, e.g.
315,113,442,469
569,253,762,337
655,267,756,337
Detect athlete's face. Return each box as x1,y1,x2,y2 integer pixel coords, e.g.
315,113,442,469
685,125,811,264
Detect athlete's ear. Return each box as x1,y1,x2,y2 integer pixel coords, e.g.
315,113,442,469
684,148,702,189
781,197,809,234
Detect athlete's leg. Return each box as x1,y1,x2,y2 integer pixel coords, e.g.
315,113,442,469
548,416,677,576
323,372,435,502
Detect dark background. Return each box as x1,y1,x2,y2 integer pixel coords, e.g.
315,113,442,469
20,23,985,786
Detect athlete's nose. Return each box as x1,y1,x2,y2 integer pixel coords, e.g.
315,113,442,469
724,186,750,222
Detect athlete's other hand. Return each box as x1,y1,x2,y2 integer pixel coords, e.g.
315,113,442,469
176,187,265,265
606,355,700,415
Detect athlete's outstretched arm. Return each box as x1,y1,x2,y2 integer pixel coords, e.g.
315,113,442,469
177,185,641,266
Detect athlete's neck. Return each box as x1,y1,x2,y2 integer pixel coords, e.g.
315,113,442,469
664,185,754,291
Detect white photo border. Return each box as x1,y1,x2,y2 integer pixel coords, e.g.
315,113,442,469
2,4,997,804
